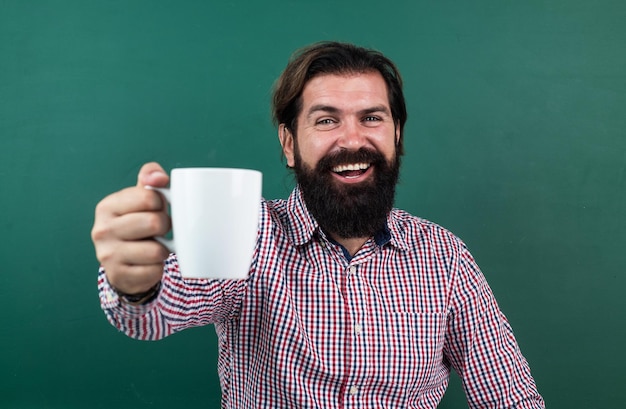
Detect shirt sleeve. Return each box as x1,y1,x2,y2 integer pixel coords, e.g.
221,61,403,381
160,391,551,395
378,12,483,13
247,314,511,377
444,245,545,408
98,254,247,341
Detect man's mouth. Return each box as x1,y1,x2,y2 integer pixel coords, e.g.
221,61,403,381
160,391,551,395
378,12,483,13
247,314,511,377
331,162,371,179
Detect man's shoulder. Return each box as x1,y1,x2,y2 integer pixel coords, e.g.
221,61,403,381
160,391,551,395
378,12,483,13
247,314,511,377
390,207,452,233
389,208,467,250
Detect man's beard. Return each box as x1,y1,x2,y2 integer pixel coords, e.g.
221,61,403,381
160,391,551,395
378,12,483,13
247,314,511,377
293,147,400,239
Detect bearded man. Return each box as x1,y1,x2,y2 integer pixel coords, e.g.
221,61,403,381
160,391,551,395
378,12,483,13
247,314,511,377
92,41,544,408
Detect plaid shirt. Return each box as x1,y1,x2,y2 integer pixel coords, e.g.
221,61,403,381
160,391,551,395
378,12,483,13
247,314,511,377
99,186,544,408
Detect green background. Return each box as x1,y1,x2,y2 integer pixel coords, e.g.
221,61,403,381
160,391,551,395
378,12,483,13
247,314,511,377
1,1,625,408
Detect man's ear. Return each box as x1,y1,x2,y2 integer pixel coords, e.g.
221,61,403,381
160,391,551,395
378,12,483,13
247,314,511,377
279,124,295,168
395,122,401,146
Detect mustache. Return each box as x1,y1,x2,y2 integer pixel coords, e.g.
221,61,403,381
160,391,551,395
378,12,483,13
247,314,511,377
316,148,387,172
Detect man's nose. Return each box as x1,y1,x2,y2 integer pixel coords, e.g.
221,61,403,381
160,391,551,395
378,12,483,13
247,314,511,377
337,119,367,150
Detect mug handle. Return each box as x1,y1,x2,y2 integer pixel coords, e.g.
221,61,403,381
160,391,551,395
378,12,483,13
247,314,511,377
145,186,176,253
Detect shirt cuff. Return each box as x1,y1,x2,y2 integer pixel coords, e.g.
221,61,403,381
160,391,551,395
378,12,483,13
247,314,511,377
98,267,161,317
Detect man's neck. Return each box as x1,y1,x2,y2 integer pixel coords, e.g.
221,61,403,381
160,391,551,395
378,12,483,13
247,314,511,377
328,234,369,258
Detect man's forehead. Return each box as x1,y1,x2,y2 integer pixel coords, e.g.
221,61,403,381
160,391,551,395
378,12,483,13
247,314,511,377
300,71,391,111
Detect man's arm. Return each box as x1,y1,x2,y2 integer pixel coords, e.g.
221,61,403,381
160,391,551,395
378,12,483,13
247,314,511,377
92,162,247,340
444,247,545,408
98,254,247,340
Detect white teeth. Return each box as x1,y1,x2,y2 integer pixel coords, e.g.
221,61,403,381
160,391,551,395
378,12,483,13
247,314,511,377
331,163,370,173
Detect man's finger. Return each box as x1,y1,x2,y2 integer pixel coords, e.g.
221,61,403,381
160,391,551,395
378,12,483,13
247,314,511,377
111,211,171,241
137,162,169,188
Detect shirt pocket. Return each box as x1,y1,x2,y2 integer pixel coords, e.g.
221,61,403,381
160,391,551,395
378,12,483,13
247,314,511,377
371,312,448,392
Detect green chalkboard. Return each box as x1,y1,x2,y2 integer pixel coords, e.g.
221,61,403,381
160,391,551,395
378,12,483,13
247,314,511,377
1,1,625,408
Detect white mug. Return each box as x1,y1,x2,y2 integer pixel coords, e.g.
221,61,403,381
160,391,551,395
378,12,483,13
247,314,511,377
149,168,262,280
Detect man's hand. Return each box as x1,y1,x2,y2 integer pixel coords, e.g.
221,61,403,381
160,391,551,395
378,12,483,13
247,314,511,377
91,162,171,295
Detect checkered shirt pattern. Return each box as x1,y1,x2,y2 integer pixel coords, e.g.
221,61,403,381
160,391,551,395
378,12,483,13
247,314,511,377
99,186,544,408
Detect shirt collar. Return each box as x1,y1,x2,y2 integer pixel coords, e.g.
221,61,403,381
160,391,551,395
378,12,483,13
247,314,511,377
285,185,410,252
285,185,319,247
385,209,411,251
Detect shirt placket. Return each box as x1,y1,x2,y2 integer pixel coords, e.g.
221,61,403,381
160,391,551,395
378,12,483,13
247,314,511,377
343,251,378,406
320,236,376,406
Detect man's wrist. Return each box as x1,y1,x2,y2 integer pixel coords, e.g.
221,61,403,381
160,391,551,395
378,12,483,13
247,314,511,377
112,281,161,306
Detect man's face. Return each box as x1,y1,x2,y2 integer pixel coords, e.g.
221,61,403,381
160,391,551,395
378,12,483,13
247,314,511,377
280,72,401,238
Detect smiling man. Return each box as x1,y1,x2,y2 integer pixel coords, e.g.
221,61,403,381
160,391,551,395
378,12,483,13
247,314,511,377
92,42,545,408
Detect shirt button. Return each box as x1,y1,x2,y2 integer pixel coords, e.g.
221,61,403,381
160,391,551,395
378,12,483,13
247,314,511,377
354,324,362,335
348,266,356,274
349,386,358,396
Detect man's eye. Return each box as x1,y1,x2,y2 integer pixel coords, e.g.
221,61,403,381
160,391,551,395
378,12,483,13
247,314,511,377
363,116,381,122
316,118,336,125
362,116,383,126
